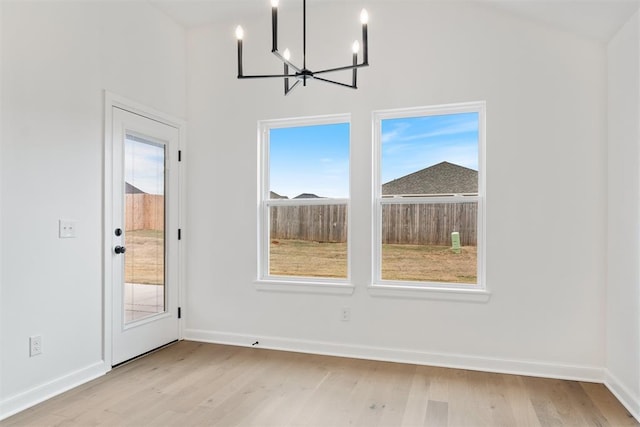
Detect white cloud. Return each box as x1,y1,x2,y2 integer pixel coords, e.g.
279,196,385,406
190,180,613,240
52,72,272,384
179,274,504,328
125,138,165,195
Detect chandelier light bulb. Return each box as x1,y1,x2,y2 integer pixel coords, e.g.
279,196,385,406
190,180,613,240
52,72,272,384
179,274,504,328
235,0,369,94
360,9,369,24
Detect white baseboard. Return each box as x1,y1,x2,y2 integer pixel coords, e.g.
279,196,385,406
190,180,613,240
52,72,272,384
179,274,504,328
184,329,604,383
0,361,108,421
0,335,623,423
605,370,640,422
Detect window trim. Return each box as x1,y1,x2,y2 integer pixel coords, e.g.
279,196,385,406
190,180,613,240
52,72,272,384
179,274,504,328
257,113,353,291
371,101,487,297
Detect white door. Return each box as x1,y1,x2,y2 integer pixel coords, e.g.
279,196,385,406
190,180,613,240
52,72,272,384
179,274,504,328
110,106,180,365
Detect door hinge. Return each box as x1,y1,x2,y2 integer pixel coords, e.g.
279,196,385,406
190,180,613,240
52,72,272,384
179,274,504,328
178,229,182,240
178,150,182,162
178,307,182,319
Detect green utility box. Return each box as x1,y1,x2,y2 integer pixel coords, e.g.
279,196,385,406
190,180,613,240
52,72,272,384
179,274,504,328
451,231,461,253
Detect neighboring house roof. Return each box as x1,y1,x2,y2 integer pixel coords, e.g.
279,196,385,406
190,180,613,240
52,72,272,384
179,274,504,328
125,182,146,194
270,191,289,199
382,161,478,196
294,193,321,199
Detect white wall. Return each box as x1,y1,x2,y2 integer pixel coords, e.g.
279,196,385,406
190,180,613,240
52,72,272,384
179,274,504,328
2,0,632,421
606,11,640,419
0,0,4,416
0,1,186,418
186,1,608,379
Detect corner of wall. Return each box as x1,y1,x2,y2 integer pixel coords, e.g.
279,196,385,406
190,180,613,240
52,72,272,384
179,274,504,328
605,370,640,423
605,6,640,424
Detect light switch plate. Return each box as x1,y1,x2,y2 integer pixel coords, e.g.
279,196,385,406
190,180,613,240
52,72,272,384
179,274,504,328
59,220,77,238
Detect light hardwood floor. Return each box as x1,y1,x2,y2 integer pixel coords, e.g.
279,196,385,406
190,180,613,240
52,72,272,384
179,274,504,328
2,341,637,426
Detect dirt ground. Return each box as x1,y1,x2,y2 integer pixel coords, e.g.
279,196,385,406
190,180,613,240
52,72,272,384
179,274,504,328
269,239,477,284
125,229,165,285
124,233,477,284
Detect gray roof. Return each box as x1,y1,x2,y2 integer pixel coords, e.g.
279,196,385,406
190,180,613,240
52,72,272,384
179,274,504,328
382,161,478,196
125,182,146,194
293,193,321,199
270,191,288,199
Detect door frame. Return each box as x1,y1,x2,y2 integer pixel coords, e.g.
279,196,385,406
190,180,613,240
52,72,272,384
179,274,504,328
103,91,186,368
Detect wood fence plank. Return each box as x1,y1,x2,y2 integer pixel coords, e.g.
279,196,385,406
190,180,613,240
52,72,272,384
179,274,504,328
270,203,477,246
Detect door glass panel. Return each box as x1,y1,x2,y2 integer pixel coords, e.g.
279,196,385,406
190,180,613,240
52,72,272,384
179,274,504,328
124,134,166,323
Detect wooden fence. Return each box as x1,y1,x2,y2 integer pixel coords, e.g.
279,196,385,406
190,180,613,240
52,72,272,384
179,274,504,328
270,202,477,246
382,202,477,246
270,205,347,243
125,194,164,231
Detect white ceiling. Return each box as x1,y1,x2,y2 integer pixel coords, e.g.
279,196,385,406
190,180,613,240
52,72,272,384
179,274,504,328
487,0,640,42
150,0,640,44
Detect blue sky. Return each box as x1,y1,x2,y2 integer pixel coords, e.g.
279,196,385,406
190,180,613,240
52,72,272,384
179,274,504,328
268,112,478,199
125,137,165,195
270,123,350,199
381,112,479,184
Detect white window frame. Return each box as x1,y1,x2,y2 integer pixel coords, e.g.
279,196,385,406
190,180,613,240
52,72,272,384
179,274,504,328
371,101,489,301
256,114,354,295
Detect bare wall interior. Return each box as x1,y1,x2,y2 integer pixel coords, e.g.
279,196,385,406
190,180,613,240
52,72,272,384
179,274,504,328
0,0,186,416
606,10,640,417
185,0,607,376
1,0,639,421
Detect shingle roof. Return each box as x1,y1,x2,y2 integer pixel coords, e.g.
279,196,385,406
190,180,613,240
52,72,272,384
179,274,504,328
293,193,321,199
382,161,478,196
270,191,288,199
125,182,146,194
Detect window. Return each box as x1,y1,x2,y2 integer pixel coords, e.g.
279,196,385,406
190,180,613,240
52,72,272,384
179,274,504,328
373,102,485,290
259,115,351,284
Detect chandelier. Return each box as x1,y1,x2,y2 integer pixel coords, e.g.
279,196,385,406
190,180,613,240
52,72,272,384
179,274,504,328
235,0,369,95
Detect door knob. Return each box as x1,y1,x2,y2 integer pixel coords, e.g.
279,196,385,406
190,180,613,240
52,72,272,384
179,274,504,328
114,245,126,254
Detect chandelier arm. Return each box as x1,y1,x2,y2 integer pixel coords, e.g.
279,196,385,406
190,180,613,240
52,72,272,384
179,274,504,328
312,75,357,89
272,51,302,73
352,52,357,87
237,39,243,77
235,0,369,94
284,63,289,93
239,74,297,79
284,79,301,95
312,63,369,76
362,22,368,65
272,3,278,52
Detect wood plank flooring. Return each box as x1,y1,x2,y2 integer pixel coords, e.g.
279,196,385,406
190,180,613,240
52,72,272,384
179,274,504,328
2,340,637,426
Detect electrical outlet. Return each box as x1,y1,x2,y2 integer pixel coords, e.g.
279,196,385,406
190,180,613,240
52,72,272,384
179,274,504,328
341,307,351,322
30,335,42,357
59,220,77,238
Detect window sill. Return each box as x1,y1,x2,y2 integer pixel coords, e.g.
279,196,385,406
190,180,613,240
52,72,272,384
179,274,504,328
255,279,355,295
368,283,491,302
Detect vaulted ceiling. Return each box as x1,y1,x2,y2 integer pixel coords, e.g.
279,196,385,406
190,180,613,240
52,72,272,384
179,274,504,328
150,0,640,44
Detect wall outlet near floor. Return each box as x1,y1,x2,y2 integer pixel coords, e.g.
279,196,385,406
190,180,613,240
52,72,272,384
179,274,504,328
341,307,351,322
30,335,42,357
